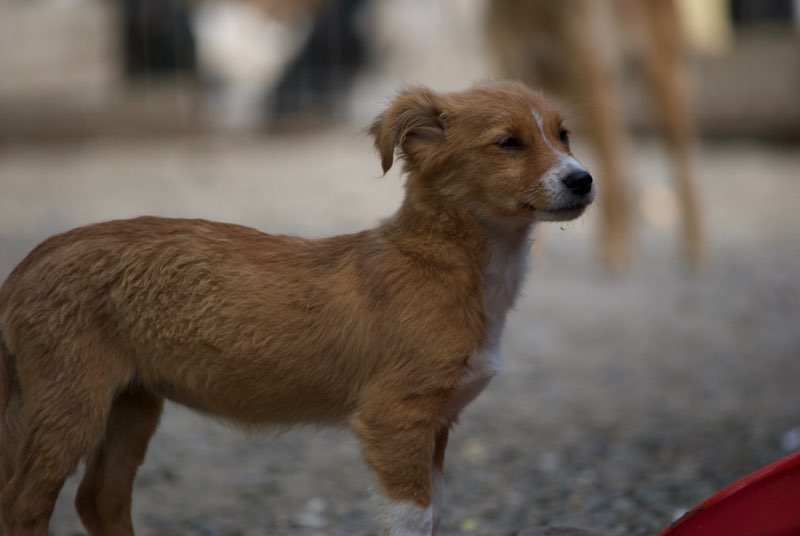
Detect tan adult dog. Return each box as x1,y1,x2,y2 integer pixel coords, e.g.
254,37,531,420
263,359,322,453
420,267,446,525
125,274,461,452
488,0,703,269
0,81,594,536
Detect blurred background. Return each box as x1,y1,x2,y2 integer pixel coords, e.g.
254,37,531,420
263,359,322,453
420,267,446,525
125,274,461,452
1,0,799,535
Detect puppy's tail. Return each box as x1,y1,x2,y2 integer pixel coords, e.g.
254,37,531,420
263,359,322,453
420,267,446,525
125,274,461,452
0,320,23,483
0,323,10,415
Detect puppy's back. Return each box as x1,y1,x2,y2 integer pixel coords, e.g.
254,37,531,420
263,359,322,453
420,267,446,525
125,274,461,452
0,217,371,421
0,216,483,425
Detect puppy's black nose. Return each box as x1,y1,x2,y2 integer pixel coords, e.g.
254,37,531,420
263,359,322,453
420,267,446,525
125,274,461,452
562,170,593,196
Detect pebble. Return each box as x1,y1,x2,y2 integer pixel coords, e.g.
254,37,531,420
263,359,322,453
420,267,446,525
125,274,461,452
293,497,328,529
780,426,800,452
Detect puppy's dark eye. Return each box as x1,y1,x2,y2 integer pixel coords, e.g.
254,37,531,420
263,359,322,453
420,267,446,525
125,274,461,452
559,129,570,146
498,137,522,149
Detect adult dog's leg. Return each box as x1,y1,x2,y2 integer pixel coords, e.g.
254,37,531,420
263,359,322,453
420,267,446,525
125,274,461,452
639,0,704,267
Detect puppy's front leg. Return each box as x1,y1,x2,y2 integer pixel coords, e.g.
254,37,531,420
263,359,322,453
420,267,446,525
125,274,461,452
352,392,445,536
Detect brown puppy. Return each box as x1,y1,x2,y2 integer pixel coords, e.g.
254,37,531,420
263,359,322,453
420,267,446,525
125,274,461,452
0,81,594,536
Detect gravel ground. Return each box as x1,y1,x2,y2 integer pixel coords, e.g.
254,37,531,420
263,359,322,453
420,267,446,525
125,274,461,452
1,131,799,536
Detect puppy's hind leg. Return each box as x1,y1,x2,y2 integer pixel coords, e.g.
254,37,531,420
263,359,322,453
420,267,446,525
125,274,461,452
76,387,163,536
0,340,126,536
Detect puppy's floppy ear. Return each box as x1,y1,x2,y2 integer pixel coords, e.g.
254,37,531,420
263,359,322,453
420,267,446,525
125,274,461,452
369,87,447,173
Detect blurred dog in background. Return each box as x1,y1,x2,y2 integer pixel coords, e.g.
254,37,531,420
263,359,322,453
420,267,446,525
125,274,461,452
488,0,704,269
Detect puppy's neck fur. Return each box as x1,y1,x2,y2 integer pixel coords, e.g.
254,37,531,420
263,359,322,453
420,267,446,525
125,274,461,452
384,181,487,266
387,174,534,348
389,178,535,427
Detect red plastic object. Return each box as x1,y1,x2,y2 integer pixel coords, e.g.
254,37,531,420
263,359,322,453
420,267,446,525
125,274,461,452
660,451,800,536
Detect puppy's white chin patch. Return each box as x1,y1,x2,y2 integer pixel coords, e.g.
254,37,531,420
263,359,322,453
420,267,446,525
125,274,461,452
536,205,588,222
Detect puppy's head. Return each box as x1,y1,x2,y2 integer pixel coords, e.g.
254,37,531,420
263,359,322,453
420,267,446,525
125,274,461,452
370,81,594,223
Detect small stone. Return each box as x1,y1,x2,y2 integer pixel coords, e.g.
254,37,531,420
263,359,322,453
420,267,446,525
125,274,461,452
294,497,328,529
461,438,489,463
780,426,800,452
672,507,690,522
538,451,562,474
461,518,480,532
512,527,606,536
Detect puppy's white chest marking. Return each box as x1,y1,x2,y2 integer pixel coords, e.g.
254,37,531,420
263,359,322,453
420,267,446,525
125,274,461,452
480,224,532,338
445,224,533,420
